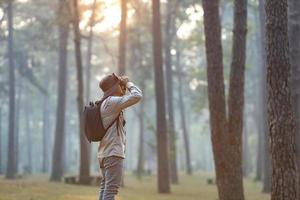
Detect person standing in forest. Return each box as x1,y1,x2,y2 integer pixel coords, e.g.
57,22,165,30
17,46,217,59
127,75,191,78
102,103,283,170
97,73,142,200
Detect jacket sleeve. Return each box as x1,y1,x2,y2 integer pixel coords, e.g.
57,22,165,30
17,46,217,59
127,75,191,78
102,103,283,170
107,82,143,112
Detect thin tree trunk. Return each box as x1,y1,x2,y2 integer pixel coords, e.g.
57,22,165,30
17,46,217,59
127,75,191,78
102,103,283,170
85,0,96,103
255,123,263,181
14,78,22,174
152,0,170,193
25,91,32,174
258,0,272,192
6,0,16,179
0,108,2,174
42,70,50,173
42,95,50,173
288,0,300,187
72,0,90,184
164,0,178,184
254,7,263,182
136,83,145,179
50,0,70,182
118,0,127,75
176,51,192,175
265,0,300,199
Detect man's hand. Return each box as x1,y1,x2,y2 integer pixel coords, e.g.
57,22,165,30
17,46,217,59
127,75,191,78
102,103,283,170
119,76,129,86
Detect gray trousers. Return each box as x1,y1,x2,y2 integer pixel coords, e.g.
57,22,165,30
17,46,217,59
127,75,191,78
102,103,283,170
99,156,123,200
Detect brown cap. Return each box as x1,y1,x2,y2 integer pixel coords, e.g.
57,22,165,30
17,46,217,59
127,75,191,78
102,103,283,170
99,73,121,98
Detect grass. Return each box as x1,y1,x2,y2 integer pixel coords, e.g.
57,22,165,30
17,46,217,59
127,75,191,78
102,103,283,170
0,172,270,200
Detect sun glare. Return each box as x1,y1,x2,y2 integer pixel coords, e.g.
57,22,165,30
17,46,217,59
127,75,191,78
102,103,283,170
80,0,122,33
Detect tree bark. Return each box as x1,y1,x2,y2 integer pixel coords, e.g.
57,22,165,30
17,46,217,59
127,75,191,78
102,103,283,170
118,0,127,75
72,0,90,184
265,0,300,199
152,0,170,193
202,0,247,199
164,0,178,184
6,0,16,179
50,0,70,182
288,0,300,187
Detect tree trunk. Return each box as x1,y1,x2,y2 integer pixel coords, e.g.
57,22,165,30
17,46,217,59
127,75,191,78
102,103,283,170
152,0,170,193
176,51,192,175
258,0,271,193
265,0,300,199
202,0,247,199
242,123,249,176
0,108,2,174
254,6,263,182
226,0,247,197
14,78,22,174
24,91,32,174
203,0,230,197
288,0,300,187
6,0,16,179
72,0,90,185
118,0,127,75
85,0,96,103
136,83,145,179
164,0,178,184
50,0,70,182
42,70,50,173
42,94,50,173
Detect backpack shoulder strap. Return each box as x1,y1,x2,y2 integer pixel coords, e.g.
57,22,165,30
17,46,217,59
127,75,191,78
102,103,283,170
105,114,120,132
99,96,121,133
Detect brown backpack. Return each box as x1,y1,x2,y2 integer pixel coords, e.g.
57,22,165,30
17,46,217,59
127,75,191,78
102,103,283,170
83,97,119,143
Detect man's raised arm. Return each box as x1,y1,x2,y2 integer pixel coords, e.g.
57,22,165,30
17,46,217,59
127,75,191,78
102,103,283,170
109,82,143,112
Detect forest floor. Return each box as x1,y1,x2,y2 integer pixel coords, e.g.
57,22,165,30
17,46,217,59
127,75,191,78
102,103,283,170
0,172,270,200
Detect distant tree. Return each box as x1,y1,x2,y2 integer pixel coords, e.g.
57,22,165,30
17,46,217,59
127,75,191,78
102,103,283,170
42,70,50,173
85,0,97,102
202,0,247,199
71,0,90,184
164,0,178,184
265,0,300,199
257,0,271,193
50,0,70,181
288,0,300,186
24,85,32,174
254,5,263,182
152,0,170,193
0,108,2,174
175,50,192,175
6,0,16,179
129,0,152,179
118,0,127,75
14,75,22,174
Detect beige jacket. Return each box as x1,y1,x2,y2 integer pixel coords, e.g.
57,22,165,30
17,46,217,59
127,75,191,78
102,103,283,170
97,82,142,164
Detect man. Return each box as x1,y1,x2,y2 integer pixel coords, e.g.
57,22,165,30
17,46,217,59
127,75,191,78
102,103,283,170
98,73,143,200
